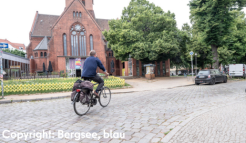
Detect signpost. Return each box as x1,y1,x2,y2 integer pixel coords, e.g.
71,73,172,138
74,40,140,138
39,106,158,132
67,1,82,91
189,51,194,79
0,43,8,99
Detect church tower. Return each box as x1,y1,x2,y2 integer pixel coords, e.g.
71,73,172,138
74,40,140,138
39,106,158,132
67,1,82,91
84,0,95,18
65,0,95,18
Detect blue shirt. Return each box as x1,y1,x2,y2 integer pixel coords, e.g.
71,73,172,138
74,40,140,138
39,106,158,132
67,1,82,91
82,56,106,77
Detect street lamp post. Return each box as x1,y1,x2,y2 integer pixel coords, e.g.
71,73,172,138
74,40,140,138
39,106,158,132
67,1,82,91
195,53,197,75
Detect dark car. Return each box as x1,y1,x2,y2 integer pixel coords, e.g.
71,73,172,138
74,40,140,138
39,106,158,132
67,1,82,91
195,69,227,85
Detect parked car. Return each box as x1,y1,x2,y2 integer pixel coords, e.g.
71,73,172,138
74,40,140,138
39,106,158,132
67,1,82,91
229,64,246,79
195,69,227,85
178,73,184,76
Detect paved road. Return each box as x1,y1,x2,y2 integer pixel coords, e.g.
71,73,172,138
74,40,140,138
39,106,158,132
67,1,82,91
0,81,245,143
169,102,246,143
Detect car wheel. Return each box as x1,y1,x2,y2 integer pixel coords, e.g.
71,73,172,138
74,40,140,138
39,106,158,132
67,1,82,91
210,79,215,85
224,77,227,83
195,83,200,85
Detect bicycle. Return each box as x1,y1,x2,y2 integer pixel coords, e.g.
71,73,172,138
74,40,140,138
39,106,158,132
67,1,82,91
71,79,111,116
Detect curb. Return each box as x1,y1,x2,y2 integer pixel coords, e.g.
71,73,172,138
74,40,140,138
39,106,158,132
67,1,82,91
0,96,70,104
161,101,240,143
0,84,195,104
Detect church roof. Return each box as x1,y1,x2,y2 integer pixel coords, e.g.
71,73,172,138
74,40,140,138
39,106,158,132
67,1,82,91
31,13,110,37
32,14,59,37
96,19,111,31
33,36,48,51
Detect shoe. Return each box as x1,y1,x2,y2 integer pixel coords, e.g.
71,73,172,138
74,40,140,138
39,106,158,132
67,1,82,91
93,91,100,98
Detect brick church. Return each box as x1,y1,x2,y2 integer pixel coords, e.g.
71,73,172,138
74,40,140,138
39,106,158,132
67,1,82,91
27,0,170,77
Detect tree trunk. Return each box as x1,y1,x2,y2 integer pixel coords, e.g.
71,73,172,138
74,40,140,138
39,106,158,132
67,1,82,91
211,45,219,69
202,62,204,69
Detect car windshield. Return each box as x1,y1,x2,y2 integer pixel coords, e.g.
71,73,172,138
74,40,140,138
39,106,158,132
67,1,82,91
198,71,210,75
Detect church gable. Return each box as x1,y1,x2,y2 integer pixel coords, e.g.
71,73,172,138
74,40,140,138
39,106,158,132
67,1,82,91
52,0,101,32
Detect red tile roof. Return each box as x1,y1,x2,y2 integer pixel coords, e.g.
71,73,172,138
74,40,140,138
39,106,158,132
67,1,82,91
31,14,59,37
96,19,111,31
0,39,26,50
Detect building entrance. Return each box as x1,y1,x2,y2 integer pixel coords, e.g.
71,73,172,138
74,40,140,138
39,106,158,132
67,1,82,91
66,58,86,77
76,69,81,77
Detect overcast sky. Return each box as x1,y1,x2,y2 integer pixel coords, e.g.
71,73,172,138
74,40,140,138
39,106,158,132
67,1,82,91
0,0,245,46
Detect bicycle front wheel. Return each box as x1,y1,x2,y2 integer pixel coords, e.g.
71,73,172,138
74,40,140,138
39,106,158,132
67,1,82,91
99,87,111,107
73,97,91,116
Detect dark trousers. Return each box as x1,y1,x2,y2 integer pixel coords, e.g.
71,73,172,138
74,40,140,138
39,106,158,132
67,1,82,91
83,75,104,93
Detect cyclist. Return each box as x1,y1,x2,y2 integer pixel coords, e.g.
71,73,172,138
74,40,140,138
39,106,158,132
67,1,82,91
82,50,109,98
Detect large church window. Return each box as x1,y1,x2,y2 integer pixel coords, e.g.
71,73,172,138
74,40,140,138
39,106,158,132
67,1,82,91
90,35,93,50
63,34,67,56
71,24,86,56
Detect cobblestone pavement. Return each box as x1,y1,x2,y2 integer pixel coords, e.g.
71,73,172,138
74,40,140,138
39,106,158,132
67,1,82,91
0,81,246,143
169,102,246,143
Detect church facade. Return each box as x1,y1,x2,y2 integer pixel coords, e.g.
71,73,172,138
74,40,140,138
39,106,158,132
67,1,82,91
27,0,171,77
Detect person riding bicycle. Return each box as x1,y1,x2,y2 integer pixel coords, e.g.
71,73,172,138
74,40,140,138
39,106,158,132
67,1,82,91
82,50,109,98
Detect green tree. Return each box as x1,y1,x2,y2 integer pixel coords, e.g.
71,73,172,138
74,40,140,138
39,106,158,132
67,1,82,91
219,10,246,64
3,49,25,57
103,0,181,62
189,0,246,68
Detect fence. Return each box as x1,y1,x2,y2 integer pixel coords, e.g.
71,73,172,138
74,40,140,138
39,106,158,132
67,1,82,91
0,77,125,95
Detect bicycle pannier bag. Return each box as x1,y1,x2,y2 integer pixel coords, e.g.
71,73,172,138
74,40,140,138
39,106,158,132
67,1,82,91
71,91,79,102
80,81,94,91
72,79,83,91
79,92,90,104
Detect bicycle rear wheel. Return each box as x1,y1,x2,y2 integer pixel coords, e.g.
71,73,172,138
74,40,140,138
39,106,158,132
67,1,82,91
99,87,111,107
73,95,91,116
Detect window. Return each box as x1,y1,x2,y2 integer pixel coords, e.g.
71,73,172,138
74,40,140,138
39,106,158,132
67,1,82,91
109,53,111,57
162,61,166,76
40,52,43,57
112,51,114,57
73,11,75,17
198,71,209,75
76,12,78,17
90,35,93,50
19,47,23,50
63,34,67,56
79,12,82,18
157,62,160,75
35,53,38,57
82,0,85,5
71,24,86,56
44,52,47,57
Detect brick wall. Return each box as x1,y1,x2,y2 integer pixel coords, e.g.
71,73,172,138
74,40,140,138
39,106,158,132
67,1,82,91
48,0,105,72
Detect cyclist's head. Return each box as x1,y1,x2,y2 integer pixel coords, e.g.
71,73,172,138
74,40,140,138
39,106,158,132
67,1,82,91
90,50,97,57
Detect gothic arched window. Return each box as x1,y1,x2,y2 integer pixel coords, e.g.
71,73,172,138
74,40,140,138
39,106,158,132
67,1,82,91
76,12,78,17
90,35,93,50
40,52,43,57
63,34,67,56
44,52,47,57
73,11,75,17
79,12,82,18
71,24,86,56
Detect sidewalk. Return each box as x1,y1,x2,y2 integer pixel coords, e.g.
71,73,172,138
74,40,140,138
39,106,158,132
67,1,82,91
0,77,195,104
